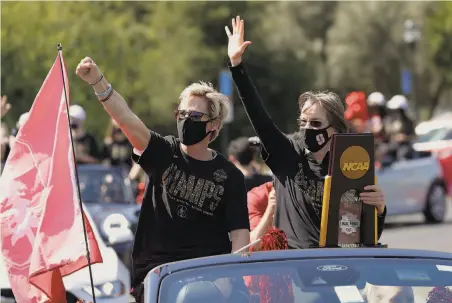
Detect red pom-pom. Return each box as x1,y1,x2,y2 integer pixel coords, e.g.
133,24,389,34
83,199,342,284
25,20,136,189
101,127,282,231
427,287,452,303
345,91,368,121
259,228,289,251
249,228,294,303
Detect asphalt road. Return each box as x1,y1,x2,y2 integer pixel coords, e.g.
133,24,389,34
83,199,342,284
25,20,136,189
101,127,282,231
380,201,452,253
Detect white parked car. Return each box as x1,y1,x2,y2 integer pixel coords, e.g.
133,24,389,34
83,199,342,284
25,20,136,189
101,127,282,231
376,114,452,223
0,207,131,303
376,154,448,223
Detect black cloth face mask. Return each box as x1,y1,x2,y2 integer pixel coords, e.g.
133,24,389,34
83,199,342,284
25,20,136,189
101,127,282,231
301,126,331,152
177,118,213,146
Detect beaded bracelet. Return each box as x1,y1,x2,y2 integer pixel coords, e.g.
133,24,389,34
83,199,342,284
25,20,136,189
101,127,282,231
100,89,114,103
89,74,104,86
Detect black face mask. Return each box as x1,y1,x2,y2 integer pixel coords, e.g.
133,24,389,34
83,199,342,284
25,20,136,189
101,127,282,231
301,126,331,152
177,118,212,146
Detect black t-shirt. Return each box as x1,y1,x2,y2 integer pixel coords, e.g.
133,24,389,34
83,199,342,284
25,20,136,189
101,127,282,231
262,136,333,248
245,173,273,191
131,131,249,287
229,61,386,249
75,132,100,164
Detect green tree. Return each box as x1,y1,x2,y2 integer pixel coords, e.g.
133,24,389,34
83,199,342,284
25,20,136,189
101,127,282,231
424,1,452,117
1,2,211,139
326,1,434,119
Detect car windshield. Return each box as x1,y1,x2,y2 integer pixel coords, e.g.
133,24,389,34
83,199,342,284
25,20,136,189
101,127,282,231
77,169,133,203
416,127,452,143
159,258,452,303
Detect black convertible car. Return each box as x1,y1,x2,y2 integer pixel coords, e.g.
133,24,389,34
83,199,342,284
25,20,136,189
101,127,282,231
143,248,452,303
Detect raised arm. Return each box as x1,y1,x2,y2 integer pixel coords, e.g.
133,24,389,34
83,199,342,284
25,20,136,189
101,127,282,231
225,17,291,164
75,57,150,151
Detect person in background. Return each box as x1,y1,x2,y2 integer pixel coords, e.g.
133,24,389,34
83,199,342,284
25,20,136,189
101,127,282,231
8,112,30,153
228,136,272,191
250,130,330,244
11,112,29,136
248,136,273,176
75,56,250,303
225,16,386,250
367,92,389,167
1,95,12,172
244,181,291,300
1,95,11,119
129,162,148,204
69,104,100,164
1,123,10,173
248,181,275,243
367,92,388,143
344,91,369,133
385,95,415,144
102,118,133,169
384,95,415,161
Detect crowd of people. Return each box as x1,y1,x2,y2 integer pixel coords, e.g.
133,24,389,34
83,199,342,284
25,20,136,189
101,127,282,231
1,98,147,182
344,91,417,166
0,15,426,303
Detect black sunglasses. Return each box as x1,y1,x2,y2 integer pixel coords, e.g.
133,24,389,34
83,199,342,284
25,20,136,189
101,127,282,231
174,110,211,122
299,119,324,128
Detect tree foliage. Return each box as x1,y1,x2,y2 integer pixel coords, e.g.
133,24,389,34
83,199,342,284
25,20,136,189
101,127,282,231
2,1,451,149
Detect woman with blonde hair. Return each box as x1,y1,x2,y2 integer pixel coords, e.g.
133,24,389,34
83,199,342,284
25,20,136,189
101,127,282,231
75,57,250,302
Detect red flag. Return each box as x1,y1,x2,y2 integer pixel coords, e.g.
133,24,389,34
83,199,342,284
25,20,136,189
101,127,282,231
0,52,103,302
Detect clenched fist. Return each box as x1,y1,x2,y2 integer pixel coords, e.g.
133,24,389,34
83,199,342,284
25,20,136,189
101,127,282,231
75,57,102,85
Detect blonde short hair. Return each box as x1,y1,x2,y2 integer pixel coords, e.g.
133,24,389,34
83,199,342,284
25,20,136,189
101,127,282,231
179,81,229,141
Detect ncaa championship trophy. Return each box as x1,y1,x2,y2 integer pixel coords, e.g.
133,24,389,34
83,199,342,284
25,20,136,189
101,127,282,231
319,133,386,248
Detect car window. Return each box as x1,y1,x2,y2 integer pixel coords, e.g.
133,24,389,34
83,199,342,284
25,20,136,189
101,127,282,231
158,258,452,303
417,128,452,143
444,130,452,140
77,169,133,203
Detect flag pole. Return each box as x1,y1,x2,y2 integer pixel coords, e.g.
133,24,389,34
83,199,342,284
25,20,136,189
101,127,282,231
57,43,97,303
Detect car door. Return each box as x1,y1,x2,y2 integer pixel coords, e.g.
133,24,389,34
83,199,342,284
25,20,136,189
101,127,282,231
377,156,441,216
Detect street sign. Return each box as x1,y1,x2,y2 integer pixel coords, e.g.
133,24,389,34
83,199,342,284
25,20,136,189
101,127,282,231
219,70,233,96
219,70,234,123
401,69,412,95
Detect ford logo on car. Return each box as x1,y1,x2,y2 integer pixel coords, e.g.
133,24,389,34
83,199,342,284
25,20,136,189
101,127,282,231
317,265,348,271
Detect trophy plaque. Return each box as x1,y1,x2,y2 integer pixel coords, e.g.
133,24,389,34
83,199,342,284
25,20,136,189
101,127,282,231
319,133,382,248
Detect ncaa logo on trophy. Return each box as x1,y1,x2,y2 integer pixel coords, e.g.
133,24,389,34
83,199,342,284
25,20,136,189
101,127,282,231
340,146,370,180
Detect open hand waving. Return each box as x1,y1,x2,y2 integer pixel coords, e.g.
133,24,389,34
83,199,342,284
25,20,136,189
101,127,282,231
225,16,252,67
